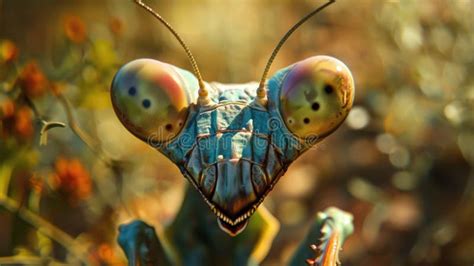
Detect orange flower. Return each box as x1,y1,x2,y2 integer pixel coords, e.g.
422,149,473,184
0,99,16,139
29,174,44,193
52,157,92,203
89,243,125,265
15,106,34,139
50,82,66,97
0,40,19,63
109,17,124,36
98,244,117,264
0,100,34,141
64,15,87,44
17,61,48,98
0,99,15,117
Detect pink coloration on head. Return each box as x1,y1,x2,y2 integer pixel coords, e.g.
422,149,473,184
156,69,188,110
281,64,312,98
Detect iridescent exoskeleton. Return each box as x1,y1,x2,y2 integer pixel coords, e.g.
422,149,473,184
111,0,354,236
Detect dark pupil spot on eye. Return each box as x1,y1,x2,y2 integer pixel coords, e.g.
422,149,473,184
324,84,334,94
303,118,310,124
128,86,137,96
142,99,151,108
311,102,320,111
165,124,173,131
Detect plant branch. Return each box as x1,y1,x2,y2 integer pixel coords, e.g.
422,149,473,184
0,194,89,264
54,92,114,166
53,92,132,216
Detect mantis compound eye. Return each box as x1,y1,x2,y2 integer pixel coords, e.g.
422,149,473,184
111,59,190,142
279,56,355,140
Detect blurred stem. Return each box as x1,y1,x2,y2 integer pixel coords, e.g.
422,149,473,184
39,120,66,146
22,89,113,166
0,255,44,265
347,178,389,244
0,255,65,265
13,92,130,258
19,93,66,146
461,168,474,204
23,89,132,216
28,189,40,212
54,92,113,166
362,202,387,244
0,164,13,198
54,92,132,216
22,93,43,120
0,194,89,264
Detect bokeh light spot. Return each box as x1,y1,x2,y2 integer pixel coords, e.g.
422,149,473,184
347,106,370,130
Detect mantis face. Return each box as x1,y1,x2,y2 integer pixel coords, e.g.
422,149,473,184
111,0,354,236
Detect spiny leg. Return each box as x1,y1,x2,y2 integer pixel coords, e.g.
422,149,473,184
289,207,354,266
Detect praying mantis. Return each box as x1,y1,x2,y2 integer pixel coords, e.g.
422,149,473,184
112,0,354,265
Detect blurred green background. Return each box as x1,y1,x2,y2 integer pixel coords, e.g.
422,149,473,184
1,0,473,265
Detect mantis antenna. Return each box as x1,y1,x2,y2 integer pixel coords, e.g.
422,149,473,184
134,0,209,102
257,0,336,101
